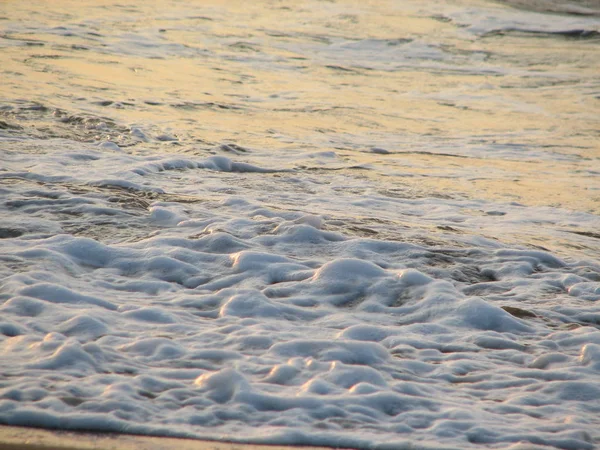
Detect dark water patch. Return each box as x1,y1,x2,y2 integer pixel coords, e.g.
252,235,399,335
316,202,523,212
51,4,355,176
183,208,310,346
298,165,370,172
229,42,260,52
20,103,49,112
0,33,45,46
396,150,471,159
28,54,64,59
440,44,493,60
170,101,243,111
6,197,95,210
378,187,456,201
463,282,513,296
58,112,116,126
106,193,152,211
0,323,23,337
439,101,471,111
325,65,358,73
437,225,463,233
368,147,391,154
483,28,600,39
80,184,158,207
501,306,538,319
0,102,141,145
0,120,22,130
347,225,379,237
271,105,352,114
493,0,600,16
93,100,114,107
0,177,172,244
431,15,453,23
449,265,498,284
0,228,24,239
219,143,250,154
63,219,149,244
60,396,86,407
568,230,600,239
90,183,204,207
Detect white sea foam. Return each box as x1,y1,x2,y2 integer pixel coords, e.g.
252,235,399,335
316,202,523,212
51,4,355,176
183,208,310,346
1,167,599,448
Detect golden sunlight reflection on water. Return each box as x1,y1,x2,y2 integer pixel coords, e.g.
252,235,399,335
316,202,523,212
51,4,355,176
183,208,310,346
1,0,599,214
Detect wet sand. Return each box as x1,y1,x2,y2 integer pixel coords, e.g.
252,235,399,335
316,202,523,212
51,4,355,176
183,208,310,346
0,425,343,450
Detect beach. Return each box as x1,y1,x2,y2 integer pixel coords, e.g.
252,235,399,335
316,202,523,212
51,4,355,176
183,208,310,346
0,425,345,450
1,0,599,449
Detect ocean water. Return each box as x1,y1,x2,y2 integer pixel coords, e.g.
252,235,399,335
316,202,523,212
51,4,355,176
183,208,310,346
1,0,600,449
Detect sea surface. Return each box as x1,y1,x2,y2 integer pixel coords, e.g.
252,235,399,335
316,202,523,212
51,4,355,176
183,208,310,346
1,0,600,449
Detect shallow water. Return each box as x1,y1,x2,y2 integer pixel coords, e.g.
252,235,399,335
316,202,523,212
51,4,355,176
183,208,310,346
1,0,600,449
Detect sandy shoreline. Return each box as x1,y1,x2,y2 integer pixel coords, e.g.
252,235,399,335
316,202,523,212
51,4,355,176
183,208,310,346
0,426,345,450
